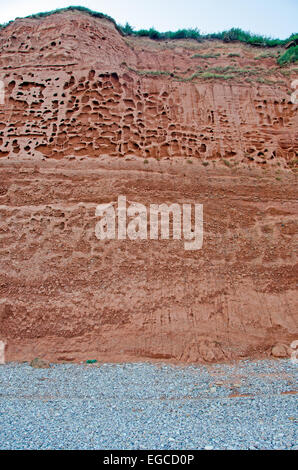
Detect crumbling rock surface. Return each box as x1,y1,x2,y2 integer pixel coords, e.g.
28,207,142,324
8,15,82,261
0,11,297,363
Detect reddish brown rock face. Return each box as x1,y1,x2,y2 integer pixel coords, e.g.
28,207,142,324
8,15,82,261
0,11,297,364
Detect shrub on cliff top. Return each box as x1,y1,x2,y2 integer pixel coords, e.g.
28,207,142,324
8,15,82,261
277,45,298,65
205,28,285,47
136,27,162,40
120,22,134,35
164,28,202,41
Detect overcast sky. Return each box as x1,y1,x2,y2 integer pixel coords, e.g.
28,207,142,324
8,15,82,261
0,0,297,39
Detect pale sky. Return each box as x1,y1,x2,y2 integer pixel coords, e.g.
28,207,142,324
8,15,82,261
0,0,297,39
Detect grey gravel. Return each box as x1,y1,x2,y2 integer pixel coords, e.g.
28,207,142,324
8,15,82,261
0,359,297,450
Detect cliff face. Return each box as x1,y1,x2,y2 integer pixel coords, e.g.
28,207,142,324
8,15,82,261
1,11,297,163
0,11,297,363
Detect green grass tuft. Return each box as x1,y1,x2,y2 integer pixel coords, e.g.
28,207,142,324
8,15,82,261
255,52,277,59
200,72,234,80
191,53,221,59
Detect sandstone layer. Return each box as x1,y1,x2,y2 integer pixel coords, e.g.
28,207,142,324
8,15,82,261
0,11,297,363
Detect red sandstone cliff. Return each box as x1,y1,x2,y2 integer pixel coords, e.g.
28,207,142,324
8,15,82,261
0,10,297,363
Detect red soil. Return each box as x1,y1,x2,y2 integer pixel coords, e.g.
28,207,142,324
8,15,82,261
0,11,297,363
